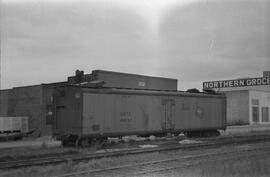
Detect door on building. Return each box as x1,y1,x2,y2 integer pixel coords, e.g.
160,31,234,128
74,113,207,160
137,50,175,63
252,107,259,123
162,99,175,130
55,105,66,131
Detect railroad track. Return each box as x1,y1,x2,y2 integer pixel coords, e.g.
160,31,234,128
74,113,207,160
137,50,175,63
55,145,270,177
1,133,270,170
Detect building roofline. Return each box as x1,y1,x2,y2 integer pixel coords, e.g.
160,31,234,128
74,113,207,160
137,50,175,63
4,81,67,90
92,70,178,81
12,84,41,89
0,88,11,91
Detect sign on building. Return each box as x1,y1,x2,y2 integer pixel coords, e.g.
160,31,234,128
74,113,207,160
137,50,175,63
203,77,270,89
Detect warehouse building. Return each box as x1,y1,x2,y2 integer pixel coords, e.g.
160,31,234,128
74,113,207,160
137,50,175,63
203,71,270,125
68,70,177,91
0,70,177,136
0,83,66,136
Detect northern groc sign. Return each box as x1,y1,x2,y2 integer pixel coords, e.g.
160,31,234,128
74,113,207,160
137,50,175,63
203,77,270,89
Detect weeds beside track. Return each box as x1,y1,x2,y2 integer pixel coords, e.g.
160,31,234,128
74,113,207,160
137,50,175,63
55,144,270,177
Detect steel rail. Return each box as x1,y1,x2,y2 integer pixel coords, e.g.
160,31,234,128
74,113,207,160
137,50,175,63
1,133,270,170
133,149,270,177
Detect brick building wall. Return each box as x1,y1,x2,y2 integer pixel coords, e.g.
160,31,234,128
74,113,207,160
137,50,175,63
0,89,10,116
8,85,43,136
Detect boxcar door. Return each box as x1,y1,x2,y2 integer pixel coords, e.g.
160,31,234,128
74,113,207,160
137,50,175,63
162,99,175,131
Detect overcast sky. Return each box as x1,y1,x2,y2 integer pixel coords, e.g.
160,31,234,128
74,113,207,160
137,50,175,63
1,0,269,90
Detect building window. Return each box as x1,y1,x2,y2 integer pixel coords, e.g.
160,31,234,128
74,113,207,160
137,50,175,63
262,107,269,122
252,107,259,123
252,99,259,105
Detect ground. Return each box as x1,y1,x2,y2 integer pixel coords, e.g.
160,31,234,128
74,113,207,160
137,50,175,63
1,125,270,177
1,140,270,177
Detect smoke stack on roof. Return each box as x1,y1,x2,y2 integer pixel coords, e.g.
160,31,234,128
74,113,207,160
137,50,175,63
75,70,84,83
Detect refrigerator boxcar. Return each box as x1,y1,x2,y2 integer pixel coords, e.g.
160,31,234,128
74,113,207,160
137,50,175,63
53,86,226,145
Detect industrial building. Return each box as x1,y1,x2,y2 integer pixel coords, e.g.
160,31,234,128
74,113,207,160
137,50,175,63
0,82,66,136
68,70,177,91
203,71,270,125
0,70,177,136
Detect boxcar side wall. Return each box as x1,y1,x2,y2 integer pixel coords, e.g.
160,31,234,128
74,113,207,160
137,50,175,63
80,89,226,137
55,87,82,136
174,97,226,131
82,93,165,136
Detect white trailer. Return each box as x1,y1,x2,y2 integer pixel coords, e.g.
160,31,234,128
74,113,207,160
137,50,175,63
0,117,29,134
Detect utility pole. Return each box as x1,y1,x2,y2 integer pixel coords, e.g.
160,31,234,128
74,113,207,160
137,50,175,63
0,0,2,90
0,0,2,112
